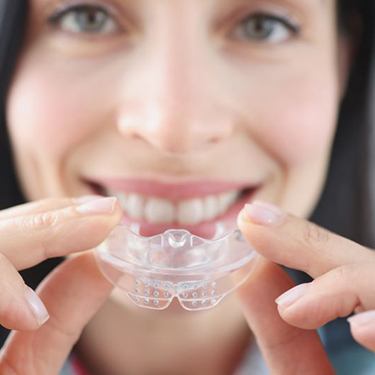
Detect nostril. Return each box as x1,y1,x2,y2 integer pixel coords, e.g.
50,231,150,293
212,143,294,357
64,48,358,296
117,123,144,141
117,107,235,153
209,135,222,144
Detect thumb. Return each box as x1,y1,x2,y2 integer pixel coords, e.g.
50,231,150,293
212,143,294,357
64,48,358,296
236,257,334,374
348,311,375,352
0,253,113,375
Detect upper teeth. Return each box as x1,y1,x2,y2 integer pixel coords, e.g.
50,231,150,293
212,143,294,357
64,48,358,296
106,190,240,225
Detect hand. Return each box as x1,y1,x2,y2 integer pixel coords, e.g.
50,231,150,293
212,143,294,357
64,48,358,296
0,196,122,375
236,200,375,372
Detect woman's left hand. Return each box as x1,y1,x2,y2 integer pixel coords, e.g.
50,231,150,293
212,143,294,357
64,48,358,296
235,201,375,373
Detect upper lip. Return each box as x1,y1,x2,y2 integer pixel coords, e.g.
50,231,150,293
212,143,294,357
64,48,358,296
84,177,260,200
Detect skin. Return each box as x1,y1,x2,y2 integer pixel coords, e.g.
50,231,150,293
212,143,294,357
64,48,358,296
237,204,375,364
8,0,339,216
0,0,373,374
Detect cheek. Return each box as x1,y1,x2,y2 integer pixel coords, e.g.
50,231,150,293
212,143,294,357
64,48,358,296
238,72,338,168
260,83,337,165
7,65,98,161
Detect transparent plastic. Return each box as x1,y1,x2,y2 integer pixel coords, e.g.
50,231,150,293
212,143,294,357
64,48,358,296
95,224,255,311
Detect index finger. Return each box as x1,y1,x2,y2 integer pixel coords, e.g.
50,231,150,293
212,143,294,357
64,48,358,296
0,197,122,270
0,197,91,221
237,201,374,278
0,253,114,375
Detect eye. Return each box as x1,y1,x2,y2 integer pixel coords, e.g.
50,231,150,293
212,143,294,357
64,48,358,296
48,4,119,35
232,13,299,44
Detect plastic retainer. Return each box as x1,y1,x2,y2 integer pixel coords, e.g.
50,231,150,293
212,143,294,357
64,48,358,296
95,224,255,311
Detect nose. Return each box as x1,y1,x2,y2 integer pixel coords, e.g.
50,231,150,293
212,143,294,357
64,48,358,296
118,96,235,155
116,27,235,154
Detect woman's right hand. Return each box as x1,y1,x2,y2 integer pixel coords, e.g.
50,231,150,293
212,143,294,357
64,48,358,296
0,196,122,375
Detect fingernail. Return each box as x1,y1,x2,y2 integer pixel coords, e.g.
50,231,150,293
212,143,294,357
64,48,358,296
74,195,102,204
76,197,117,215
244,201,286,225
348,310,375,327
25,287,49,326
275,283,310,308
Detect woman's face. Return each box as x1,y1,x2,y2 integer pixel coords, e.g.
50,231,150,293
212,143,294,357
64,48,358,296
7,0,347,237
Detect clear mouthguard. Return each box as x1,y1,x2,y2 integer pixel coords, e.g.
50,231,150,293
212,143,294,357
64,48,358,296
95,224,255,311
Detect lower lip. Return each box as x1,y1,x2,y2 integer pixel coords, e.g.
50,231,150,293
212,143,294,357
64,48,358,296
118,188,259,238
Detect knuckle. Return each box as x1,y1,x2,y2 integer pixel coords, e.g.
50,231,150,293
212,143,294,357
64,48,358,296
265,329,306,353
47,316,81,346
333,264,357,282
302,221,330,247
21,211,61,231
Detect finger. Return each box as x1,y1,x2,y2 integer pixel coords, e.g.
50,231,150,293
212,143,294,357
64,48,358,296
0,196,122,270
237,201,374,278
274,262,375,329
0,253,49,330
0,253,113,375
348,311,375,352
0,195,100,221
237,257,334,374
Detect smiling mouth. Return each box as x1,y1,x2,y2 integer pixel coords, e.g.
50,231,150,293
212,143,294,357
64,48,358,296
84,177,260,231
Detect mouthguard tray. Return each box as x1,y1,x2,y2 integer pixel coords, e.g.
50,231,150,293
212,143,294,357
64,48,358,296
95,224,255,311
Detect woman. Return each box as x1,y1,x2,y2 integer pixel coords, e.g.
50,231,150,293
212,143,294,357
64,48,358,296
0,0,374,374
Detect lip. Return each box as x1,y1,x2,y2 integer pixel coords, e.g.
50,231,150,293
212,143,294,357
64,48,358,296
84,177,260,200
84,177,261,238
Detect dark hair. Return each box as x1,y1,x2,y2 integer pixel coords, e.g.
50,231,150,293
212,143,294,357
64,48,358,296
311,0,375,246
0,0,63,343
0,0,27,209
0,0,373,353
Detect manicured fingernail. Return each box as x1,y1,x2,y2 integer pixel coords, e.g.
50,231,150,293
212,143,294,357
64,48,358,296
243,201,286,225
25,287,49,326
275,283,310,308
74,195,102,204
76,197,117,215
348,310,375,327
